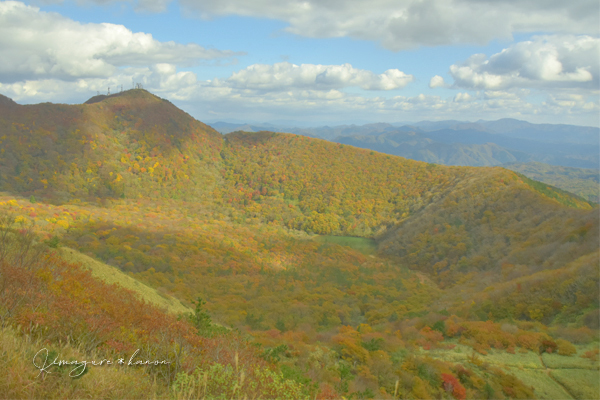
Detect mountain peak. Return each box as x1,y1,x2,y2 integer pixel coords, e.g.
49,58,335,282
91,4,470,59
0,93,18,108
84,88,160,105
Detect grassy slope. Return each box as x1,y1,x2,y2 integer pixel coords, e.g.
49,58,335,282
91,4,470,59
542,343,600,369
0,326,164,399
59,247,191,315
316,235,377,255
419,343,599,400
505,368,572,400
550,369,599,400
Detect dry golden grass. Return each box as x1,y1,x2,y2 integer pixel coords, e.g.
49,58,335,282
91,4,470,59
418,342,544,369
418,342,600,399
60,247,191,315
0,326,167,399
551,369,600,400
543,349,600,370
505,367,573,400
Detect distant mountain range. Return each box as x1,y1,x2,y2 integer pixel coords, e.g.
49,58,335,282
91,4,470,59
210,119,599,168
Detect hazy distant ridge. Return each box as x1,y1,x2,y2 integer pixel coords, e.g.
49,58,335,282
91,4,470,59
210,119,600,169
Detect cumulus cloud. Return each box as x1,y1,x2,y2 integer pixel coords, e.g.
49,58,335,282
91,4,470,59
544,93,599,113
0,63,200,103
132,62,593,126
42,0,598,50
211,62,413,91
3,65,597,127
0,1,241,83
176,82,597,127
134,0,172,12
34,1,598,50
449,35,599,90
174,0,598,50
37,0,173,13
429,75,448,88
453,92,472,102
482,90,530,100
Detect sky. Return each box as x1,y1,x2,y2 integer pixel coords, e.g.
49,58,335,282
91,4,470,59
0,0,598,127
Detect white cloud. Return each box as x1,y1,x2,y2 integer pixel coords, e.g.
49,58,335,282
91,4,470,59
150,70,596,126
482,90,530,100
449,35,599,90
429,75,448,88
543,93,599,114
190,86,592,126
0,63,199,102
213,62,413,91
134,0,172,12
40,0,598,50
0,1,241,83
37,0,173,13
453,92,472,102
174,0,598,50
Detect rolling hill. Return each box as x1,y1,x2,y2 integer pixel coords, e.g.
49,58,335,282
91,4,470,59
0,91,224,203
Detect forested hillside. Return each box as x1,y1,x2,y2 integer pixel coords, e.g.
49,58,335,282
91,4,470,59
0,90,597,399
0,91,224,202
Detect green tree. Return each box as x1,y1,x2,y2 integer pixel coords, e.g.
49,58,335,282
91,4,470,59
337,360,354,395
188,297,213,335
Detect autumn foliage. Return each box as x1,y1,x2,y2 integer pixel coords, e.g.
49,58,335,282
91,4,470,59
0,90,597,398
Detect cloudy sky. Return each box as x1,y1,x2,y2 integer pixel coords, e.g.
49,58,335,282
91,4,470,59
0,0,598,126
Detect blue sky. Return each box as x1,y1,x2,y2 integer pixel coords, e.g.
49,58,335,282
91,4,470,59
0,0,598,126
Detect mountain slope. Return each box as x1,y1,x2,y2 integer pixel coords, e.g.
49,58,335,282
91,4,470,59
377,169,598,289
0,89,223,202
222,130,592,222
60,246,190,314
